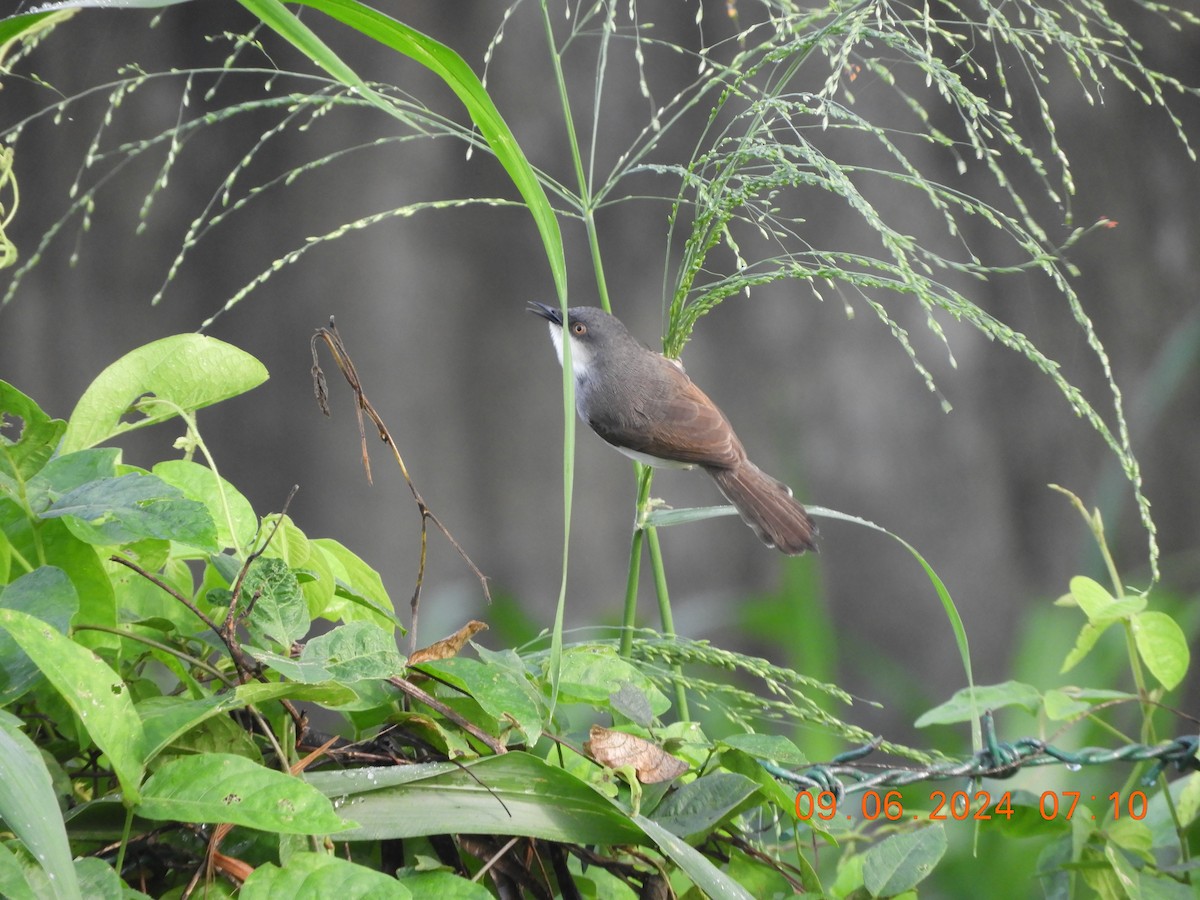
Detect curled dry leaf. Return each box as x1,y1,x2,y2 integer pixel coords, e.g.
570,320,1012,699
406,619,489,666
585,725,688,784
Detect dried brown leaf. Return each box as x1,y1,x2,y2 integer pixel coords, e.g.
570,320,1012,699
584,725,688,784
407,620,489,666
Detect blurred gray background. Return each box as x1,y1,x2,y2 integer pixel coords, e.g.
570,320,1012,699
2,1,1198,740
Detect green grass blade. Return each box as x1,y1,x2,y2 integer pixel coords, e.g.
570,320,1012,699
645,501,978,743
238,0,566,301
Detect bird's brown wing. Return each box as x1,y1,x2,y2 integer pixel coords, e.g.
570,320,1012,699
586,358,745,468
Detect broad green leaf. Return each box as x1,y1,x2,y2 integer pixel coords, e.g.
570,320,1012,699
300,621,404,681
311,538,397,627
139,681,357,762
239,557,310,649
1175,773,1200,830
416,656,542,745
1132,611,1189,690
139,753,352,834
718,733,809,766
1066,576,1146,622
727,847,803,899
0,380,66,487
609,681,655,727
861,824,947,896
1106,817,1154,859
915,681,1041,727
26,520,115,638
0,841,34,900
71,858,122,900
0,567,77,703
0,609,145,801
718,748,804,824
0,710,83,900
633,814,755,900
557,646,670,716
245,647,333,684
242,852,411,899
296,536,335,619
976,790,1072,838
21,448,119,515
651,772,759,838
258,514,312,568
1069,575,1115,619
642,505,740,528
153,459,257,552
304,754,645,844
42,473,217,551
61,334,268,452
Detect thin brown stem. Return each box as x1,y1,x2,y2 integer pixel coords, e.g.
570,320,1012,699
312,318,491,655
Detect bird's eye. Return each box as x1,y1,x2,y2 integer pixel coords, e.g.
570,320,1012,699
571,322,587,336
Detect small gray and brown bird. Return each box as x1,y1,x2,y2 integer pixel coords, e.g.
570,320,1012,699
529,302,817,554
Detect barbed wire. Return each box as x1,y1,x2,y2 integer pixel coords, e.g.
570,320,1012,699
764,711,1200,803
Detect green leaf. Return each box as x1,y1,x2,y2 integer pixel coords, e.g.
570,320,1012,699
300,621,404,680
0,567,77,703
395,869,489,899
242,852,411,899
1069,575,1115,618
0,711,83,900
311,538,397,627
240,0,566,301
416,656,542,745
1067,576,1146,622
1131,611,1189,690
61,334,268,452
21,448,120,517
0,380,66,487
0,609,146,802
42,473,218,550
1060,620,1112,674
240,557,310,649
138,753,352,834
977,791,1072,838
651,772,759,838
0,841,35,900
153,459,258,552
557,646,670,716
861,824,947,896
915,681,1041,727
718,733,809,766
632,814,755,900
70,858,122,900
139,681,357,763
304,754,645,844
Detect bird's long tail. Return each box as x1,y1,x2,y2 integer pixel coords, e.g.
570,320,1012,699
706,460,817,555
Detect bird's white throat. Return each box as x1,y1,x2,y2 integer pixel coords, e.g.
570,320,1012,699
547,321,595,382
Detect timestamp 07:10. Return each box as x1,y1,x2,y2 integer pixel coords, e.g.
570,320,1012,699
794,789,1150,823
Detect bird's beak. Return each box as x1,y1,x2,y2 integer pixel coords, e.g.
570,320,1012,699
526,301,563,326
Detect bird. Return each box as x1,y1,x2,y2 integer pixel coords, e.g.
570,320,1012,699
528,302,817,554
